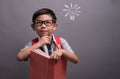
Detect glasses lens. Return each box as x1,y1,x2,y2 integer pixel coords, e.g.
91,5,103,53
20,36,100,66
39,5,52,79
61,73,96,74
35,21,42,26
44,20,53,26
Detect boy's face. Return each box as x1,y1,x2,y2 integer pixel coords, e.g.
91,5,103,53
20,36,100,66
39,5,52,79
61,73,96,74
31,14,57,37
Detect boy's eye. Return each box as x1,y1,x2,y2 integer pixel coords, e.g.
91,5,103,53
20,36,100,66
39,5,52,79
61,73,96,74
45,21,51,24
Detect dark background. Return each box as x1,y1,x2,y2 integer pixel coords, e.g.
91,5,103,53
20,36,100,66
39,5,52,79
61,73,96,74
0,0,120,79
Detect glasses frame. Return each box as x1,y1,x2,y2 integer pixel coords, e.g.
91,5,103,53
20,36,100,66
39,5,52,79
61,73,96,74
34,20,54,27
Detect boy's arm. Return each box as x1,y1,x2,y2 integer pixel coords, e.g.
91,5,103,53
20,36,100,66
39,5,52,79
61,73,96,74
17,36,51,61
50,37,78,64
17,42,43,61
62,49,78,64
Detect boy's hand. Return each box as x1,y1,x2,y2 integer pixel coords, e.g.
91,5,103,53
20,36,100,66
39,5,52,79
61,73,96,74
50,49,63,62
38,36,51,46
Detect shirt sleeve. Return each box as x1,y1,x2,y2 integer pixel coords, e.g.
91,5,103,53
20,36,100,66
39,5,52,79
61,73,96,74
21,41,32,50
60,37,74,53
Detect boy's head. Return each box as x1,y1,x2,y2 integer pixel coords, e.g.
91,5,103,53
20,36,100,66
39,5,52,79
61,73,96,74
31,8,58,37
32,8,57,24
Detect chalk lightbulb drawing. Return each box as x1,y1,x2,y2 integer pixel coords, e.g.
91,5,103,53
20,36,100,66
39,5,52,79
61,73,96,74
63,3,81,21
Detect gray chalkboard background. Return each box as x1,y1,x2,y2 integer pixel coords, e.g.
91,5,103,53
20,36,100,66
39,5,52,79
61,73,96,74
0,0,120,79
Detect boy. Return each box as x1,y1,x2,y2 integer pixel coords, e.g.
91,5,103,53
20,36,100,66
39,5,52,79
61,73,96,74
17,8,78,64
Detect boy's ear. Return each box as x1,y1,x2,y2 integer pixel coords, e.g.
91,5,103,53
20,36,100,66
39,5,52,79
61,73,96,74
53,23,58,30
31,24,35,30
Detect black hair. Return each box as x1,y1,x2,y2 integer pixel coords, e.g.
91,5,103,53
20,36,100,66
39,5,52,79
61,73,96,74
32,8,57,23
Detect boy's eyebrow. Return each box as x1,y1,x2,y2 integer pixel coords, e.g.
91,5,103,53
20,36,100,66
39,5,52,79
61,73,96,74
35,20,42,21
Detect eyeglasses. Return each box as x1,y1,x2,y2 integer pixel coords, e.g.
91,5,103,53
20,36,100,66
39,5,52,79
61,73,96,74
34,20,54,27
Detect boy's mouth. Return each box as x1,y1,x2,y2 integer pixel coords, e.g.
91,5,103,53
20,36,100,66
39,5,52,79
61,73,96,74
40,30,48,33
39,30,49,35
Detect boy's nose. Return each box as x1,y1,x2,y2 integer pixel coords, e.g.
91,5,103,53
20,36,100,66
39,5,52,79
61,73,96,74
41,23,47,27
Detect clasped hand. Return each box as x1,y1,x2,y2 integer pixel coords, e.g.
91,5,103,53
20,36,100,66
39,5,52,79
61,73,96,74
50,49,63,62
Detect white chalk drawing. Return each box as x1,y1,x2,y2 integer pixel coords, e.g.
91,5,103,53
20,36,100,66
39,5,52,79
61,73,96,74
63,3,81,21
